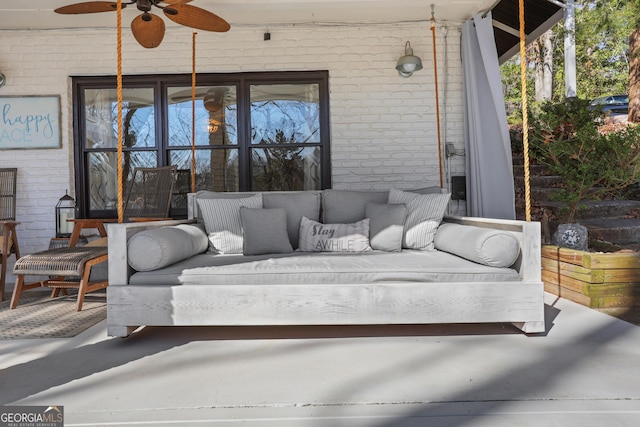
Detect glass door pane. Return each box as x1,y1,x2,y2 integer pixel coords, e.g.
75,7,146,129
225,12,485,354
249,83,321,191
167,85,239,197
83,87,156,216
169,148,239,194
84,88,156,149
167,85,238,147
251,147,320,191
250,84,320,145
87,151,158,212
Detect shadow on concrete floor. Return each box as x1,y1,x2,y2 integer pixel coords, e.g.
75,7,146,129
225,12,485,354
596,306,640,326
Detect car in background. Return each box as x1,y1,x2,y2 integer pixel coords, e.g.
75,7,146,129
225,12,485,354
590,94,629,117
591,94,629,105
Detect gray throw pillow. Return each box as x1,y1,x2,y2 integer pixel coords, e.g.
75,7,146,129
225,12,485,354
127,224,209,271
298,216,372,252
197,194,263,254
388,188,451,251
263,192,321,249
365,202,407,252
240,207,294,255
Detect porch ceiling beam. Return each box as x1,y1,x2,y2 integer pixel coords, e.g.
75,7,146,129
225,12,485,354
493,19,519,37
544,0,567,9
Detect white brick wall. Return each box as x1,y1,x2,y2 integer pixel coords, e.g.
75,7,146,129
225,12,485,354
0,22,466,281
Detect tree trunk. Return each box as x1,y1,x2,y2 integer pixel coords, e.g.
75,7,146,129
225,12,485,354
629,27,640,123
534,31,554,101
542,31,554,100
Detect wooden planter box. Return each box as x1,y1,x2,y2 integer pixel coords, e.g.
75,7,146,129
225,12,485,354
542,245,640,308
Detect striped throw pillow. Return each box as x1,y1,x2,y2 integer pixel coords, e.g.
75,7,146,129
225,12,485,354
197,194,263,254
388,188,451,251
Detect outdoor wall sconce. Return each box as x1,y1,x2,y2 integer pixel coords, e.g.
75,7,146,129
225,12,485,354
0,72,6,88
396,41,423,77
56,191,76,238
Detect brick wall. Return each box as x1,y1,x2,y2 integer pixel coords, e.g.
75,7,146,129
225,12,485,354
0,22,466,272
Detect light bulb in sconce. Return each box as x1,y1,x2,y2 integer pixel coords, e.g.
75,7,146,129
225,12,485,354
403,63,417,72
208,119,220,133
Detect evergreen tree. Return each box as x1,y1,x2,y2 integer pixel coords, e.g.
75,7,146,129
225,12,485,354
501,0,637,121
590,0,640,122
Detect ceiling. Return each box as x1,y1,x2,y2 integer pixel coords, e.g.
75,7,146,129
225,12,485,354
0,1,499,29
492,0,564,63
0,0,564,61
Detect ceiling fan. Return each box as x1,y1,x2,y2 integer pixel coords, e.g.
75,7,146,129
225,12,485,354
171,87,230,112
55,0,230,48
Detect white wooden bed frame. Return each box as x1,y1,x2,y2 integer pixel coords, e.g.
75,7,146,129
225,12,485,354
107,216,545,337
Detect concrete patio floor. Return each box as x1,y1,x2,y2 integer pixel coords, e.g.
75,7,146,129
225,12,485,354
1,292,639,427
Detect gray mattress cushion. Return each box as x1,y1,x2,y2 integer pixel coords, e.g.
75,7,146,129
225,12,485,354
129,250,521,286
129,253,292,286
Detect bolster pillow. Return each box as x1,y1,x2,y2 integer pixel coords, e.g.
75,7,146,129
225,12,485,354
127,224,209,271
434,223,520,268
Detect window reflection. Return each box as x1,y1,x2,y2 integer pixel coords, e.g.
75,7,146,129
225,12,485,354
84,88,155,149
167,86,240,195
167,86,237,147
74,72,329,218
251,147,320,191
88,151,157,211
84,88,156,213
249,84,321,191
169,148,239,195
250,84,320,145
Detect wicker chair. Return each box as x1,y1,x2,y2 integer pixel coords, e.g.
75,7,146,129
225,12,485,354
124,166,178,221
1,168,19,302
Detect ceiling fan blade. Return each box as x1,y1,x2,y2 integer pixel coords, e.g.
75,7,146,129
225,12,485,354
54,1,121,14
163,4,230,32
131,13,166,49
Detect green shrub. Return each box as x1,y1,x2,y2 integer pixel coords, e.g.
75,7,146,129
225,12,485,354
529,98,640,222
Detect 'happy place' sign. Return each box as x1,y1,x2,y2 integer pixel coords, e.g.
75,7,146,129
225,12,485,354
0,96,61,149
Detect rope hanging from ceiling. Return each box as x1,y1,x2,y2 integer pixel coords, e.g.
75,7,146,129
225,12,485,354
518,0,532,222
191,31,197,193
116,0,124,223
431,6,444,189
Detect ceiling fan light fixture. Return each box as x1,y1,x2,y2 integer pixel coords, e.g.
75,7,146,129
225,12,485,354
396,41,423,77
54,0,230,48
132,12,165,48
136,0,152,12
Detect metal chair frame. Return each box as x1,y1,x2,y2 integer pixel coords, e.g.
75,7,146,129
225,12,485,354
1,168,19,301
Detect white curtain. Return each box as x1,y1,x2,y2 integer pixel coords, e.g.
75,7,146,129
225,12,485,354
462,12,516,220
